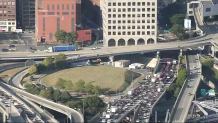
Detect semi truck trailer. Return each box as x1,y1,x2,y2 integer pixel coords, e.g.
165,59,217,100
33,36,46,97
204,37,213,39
47,46,76,52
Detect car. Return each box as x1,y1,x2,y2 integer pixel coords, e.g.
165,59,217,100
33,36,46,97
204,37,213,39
2,49,8,52
136,119,140,122
91,47,97,50
8,44,15,47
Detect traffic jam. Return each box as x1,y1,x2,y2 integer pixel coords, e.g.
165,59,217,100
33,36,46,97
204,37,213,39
99,59,178,123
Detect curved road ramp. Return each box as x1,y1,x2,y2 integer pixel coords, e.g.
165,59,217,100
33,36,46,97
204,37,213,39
8,69,84,123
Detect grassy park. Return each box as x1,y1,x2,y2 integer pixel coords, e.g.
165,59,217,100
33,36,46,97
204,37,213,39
42,66,141,92
0,67,26,83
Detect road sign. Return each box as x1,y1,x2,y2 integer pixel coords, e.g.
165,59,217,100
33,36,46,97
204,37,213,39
209,89,215,96
201,89,206,95
164,30,169,33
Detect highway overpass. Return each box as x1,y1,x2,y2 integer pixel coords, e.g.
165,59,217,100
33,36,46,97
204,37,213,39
8,69,84,123
0,39,212,60
170,55,201,122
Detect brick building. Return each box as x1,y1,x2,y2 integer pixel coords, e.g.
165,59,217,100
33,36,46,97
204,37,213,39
0,0,16,32
35,0,90,43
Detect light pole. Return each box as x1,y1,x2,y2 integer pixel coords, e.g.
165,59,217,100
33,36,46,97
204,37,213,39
82,37,84,49
83,101,84,119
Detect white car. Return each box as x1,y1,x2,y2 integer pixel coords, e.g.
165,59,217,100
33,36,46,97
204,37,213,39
91,47,97,50
136,119,140,122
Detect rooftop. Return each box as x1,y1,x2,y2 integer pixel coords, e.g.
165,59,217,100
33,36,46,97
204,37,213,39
201,0,213,5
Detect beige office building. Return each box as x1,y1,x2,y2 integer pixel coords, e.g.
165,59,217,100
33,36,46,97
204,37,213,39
102,0,157,47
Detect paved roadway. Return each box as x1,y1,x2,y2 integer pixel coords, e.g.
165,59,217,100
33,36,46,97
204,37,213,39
0,38,212,59
172,55,201,122
10,70,83,123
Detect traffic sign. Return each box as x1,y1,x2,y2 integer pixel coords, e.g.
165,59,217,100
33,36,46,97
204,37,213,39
201,89,206,95
164,30,169,33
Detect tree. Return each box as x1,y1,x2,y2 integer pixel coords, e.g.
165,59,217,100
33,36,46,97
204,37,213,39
39,89,53,100
60,91,71,102
55,78,66,89
92,85,101,95
75,42,79,50
93,41,98,47
53,89,62,102
215,71,218,80
67,100,82,109
65,80,74,90
83,96,105,114
170,14,185,25
84,82,94,94
174,87,181,97
67,31,78,45
169,24,185,36
73,79,85,92
36,63,45,73
42,56,53,70
203,59,214,68
55,30,67,44
54,53,67,69
28,65,38,75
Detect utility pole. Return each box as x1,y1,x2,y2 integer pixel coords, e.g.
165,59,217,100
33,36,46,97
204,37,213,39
155,111,157,123
83,101,84,120
82,37,84,49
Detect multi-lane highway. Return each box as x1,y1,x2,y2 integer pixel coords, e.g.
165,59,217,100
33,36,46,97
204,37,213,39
0,38,212,60
171,55,201,122
9,69,84,123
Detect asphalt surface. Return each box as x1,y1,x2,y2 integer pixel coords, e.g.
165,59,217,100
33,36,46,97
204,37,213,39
172,55,201,122
10,70,84,123
0,38,212,59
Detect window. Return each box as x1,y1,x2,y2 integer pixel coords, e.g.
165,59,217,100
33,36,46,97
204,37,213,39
118,14,121,18
122,20,125,23
113,20,116,23
128,14,131,18
71,12,74,15
108,20,111,24
113,26,116,29
118,20,121,23
142,20,145,23
147,8,150,12
49,33,53,40
72,4,74,9
147,14,150,17
108,9,111,12
43,18,45,31
142,31,145,35
108,3,111,6
57,18,60,31
137,20,140,23
142,2,145,5
137,8,140,12
137,2,141,6
152,14,155,17
132,2,135,6
71,18,75,31
132,26,135,29
142,26,145,29
113,2,116,6
122,26,126,29
122,32,126,35
123,3,126,6
113,32,116,35
108,32,111,35
108,14,111,18
147,20,150,23
152,25,155,29
113,8,116,12
128,8,131,12
118,32,121,35
52,4,55,10
132,32,135,35
132,14,135,17
132,8,135,12
152,2,155,6
123,8,126,12
122,14,126,18
118,3,121,6
128,26,131,29
118,8,121,12
137,14,140,17
128,32,131,35
47,4,50,10
113,14,116,17
152,19,155,23
62,12,69,15
128,20,131,23
132,20,135,23
142,8,145,12
147,2,150,6
118,26,121,29
62,4,64,10
206,8,211,12
57,4,59,10
152,8,155,11
147,31,150,35
57,12,60,15
142,14,145,17
152,31,155,35
108,26,111,29
147,26,150,29
67,4,69,10
137,31,140,35
137,26,140,29
128,2,131,6
48,12,55,15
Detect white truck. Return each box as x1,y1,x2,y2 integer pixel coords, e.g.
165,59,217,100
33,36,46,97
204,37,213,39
151,77,157,83
106,114,111,119
111,107,118,113
157,88,161,92
128,90,134,95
